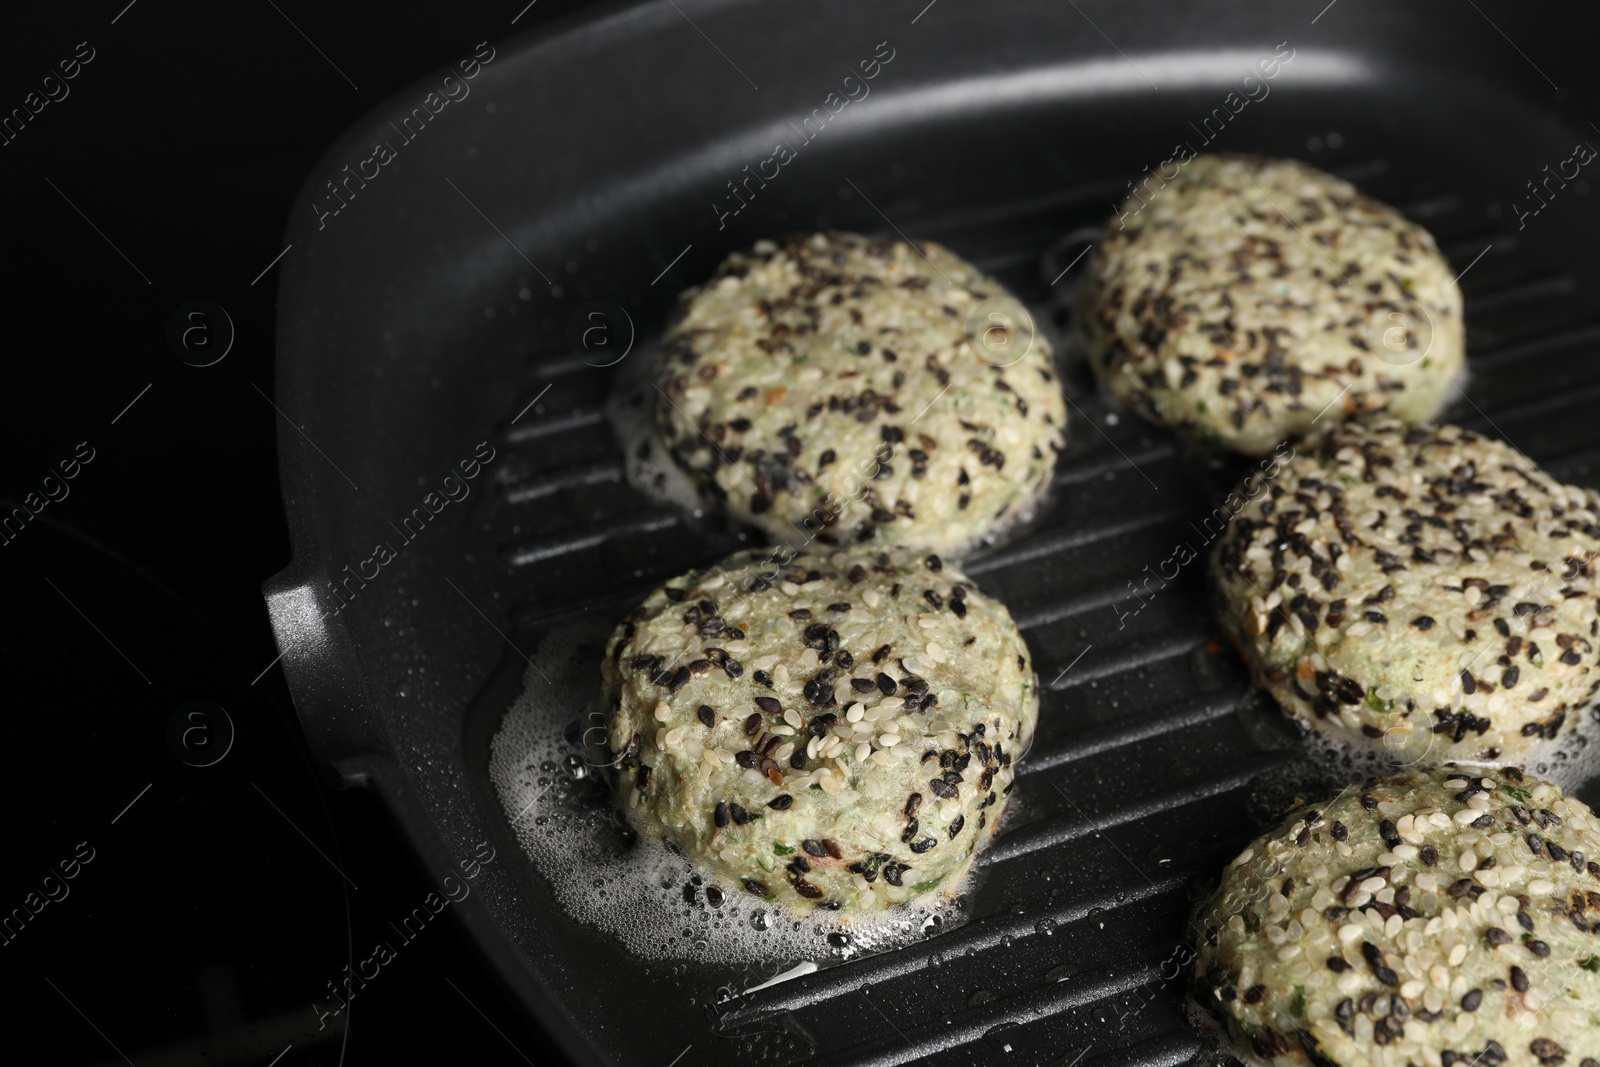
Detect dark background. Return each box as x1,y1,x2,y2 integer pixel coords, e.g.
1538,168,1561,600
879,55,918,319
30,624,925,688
3,1,1598,1065
0,1,593,1063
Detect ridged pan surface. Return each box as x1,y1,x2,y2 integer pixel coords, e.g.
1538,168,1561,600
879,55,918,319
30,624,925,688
264,2,1600,1063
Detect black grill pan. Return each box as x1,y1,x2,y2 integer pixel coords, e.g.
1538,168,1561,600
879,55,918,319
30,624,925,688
264,2,1600,1063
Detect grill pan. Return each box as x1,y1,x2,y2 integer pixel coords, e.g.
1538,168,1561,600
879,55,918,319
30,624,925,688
263,2,1600,1063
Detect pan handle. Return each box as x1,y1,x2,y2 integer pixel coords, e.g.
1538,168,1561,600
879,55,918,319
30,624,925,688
262,561,392,785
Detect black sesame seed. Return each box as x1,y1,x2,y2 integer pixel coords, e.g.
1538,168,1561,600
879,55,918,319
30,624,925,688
714,801,729,827
735,751,758,769
1528,939,1551,957
1511,965,1529,992
877,672,897,696
768,794,793,810
741,877,768,896
949,815,965,838
1413,616,1436,630
1487,927,1512,945
1461,988,1483,1012
1421,844,1439,866
1326,956,1350,972
744,713,762,736
910,837,937,854
801,839,828,858
698,705,716,728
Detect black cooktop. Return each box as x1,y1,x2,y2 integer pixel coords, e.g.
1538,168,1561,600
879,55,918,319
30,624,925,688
1,3,591,1063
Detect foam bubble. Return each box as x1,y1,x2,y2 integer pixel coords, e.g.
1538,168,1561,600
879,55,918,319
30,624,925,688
605,342,717,524
488,619,972,965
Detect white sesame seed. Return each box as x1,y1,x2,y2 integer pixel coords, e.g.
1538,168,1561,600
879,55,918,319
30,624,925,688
654,701,672,722
878,733,901,748
1528,878,1556,896
784,708,803,728
1338,923,1364,943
